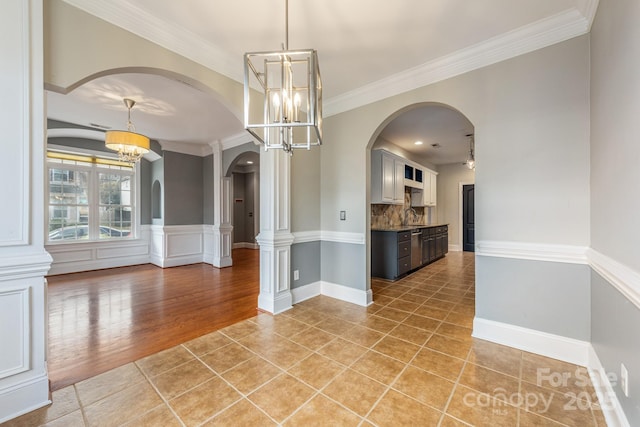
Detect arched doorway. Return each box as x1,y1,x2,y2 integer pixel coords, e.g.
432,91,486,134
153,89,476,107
366,102,476,295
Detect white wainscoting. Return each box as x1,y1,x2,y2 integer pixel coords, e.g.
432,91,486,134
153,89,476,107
47,235,151,276
0,287,30,379
149,225,204,268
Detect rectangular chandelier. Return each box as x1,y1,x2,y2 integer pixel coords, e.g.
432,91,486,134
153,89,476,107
243,49,323,153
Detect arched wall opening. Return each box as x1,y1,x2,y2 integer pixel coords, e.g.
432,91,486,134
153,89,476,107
225,149,260,249
365,102,476,293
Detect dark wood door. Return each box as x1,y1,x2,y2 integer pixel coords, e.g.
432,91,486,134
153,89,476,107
463,184,475,252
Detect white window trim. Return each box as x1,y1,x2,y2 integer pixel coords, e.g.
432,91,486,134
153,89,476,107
46,148,141,244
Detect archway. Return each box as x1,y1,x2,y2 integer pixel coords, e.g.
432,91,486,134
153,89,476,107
225,150,261,250
365,102,476,295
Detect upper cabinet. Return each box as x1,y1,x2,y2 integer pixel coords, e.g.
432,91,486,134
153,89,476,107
411,169,437,207
404,164,424,189
371,150,404,204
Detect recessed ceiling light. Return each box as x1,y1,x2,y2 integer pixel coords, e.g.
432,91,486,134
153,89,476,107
247,160,254,164
414,141,423,145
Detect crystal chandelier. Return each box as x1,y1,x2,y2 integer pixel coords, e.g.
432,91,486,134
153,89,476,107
105,98,150,164
243,0,322,154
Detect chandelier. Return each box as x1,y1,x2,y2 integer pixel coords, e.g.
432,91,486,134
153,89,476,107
105,98,150,164
243,0,322,154
465,133,475,170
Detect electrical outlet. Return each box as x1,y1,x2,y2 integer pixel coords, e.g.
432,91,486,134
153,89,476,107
621,363,629,397
293,270,299,281
340,210,346,221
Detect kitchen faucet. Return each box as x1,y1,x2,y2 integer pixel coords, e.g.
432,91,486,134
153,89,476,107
404,208,418,226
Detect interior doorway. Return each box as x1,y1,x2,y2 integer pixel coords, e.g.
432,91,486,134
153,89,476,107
462,184,475,252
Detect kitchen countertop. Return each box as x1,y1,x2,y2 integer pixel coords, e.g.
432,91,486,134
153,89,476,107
371,223,448,232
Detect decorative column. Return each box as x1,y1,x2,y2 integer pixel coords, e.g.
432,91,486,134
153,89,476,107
256,148,294,314
209,141,233,267
0,0,53,423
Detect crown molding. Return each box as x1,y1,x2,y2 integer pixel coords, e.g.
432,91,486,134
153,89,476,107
63,1,598,117
47,127,104,141
324,7,592,116
61,0,241,83
221,131,258,151
159,140,211,157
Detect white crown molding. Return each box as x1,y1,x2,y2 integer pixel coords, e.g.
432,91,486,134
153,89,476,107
47,127,104,141
63,1,596,118
577,0,601,30
221,131,258,151
324,8,591,116
159,140,212,157
587,249,640,311
61,0,241,83
476,240,588,264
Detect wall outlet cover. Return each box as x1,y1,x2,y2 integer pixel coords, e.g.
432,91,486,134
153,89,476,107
293,270,299,281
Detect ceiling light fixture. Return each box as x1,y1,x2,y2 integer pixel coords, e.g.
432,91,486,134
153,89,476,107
243,0,322,154
465,133,475,170
105,98,150,164
414,141,423,145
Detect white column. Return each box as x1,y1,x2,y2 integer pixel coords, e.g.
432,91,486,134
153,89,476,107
0,0,53,423
256,148,293,314
209,142,233,267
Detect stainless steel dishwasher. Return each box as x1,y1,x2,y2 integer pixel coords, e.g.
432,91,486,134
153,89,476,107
411,229,422,270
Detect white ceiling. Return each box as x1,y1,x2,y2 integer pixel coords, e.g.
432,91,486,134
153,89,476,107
51,0,597,162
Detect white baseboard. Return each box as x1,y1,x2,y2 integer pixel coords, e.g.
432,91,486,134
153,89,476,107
448,244,461,252
473,317,630,427
150,254,203,268
290,281,372,307
291,281,321,304
587,347,631,427
472,317,591,366
0,374,50,424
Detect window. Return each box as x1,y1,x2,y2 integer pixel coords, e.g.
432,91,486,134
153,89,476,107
47,151,136,242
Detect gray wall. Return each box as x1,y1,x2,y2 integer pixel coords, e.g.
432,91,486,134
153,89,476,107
590,0,640,422
163,151,203,225
321,242,367,291
291,147,321,232
476,257,591,340
151,157,164,223
291,241,321,289
435,163,475,247
139,159,152,224
591,271,640,425
202,154,214,225
591,0,640,272
320,35,590,295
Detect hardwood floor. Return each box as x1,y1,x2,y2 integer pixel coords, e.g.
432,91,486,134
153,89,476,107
46,248,260,391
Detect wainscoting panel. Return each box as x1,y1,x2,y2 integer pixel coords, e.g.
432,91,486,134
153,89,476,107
0,287,30,379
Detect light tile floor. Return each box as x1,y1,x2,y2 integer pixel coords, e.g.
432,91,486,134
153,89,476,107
4,252,608,426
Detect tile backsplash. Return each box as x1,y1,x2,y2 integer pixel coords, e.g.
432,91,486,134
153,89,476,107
371,188,429,228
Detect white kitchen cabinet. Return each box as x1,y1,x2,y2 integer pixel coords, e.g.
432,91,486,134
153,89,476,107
371,150,404,204
411,169,437,206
